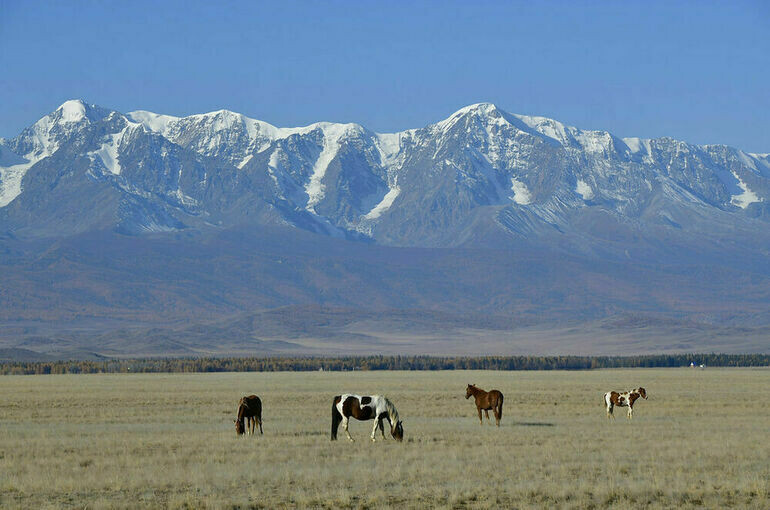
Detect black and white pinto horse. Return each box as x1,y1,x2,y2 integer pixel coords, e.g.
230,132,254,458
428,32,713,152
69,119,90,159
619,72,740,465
331,394,403,442
604,387,647,420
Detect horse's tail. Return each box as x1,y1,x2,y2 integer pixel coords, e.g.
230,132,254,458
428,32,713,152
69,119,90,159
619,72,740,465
255,397,263,433
497,392,504,420
331,396,342,441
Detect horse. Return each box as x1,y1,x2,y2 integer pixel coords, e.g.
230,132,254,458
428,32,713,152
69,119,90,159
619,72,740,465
234,395,263,435
465,384,504,426
603,387,647,420
331,394,403,442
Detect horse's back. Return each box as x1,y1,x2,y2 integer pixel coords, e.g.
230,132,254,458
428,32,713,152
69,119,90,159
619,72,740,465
240,395,262,416
488,389,503,406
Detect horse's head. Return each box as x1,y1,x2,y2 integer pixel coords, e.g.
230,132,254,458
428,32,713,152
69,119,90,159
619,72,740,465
234,418,245,435
391,420,404,442
637,387,647,399
465,384,474,399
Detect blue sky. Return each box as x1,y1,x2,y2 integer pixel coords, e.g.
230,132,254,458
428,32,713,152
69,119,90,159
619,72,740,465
1,1,768,151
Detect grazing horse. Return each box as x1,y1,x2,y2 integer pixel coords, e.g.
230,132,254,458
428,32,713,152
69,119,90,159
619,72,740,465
466,384,504,426
604,387,647,420
234,395,263,435
331,394,403,442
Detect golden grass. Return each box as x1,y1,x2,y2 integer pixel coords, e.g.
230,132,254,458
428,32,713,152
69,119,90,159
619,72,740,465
0,368,768,509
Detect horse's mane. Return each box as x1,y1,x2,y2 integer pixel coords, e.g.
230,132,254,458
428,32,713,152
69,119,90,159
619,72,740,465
383,396,400,424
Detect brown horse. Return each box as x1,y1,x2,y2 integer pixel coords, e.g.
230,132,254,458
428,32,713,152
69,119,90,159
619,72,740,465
465,384,504,426
234,395,263,436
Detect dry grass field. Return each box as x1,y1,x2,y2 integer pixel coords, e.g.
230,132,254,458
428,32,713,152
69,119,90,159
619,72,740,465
0,368,768,509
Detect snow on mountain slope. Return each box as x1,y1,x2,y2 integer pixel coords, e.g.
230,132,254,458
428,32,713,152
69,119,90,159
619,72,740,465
127,110,179,134
730,171,761,208
0,152,35,207
87,117,142,176
58,99,88,123
304,123,366,213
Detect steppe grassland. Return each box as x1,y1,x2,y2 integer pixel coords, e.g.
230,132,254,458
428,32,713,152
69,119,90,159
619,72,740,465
0,369,768,509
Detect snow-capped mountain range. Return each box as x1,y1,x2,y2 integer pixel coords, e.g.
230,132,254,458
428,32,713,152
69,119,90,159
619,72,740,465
2,100,770,358
1,99,767,245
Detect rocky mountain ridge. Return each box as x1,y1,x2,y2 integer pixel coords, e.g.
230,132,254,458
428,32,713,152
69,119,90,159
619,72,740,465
2,100,767,246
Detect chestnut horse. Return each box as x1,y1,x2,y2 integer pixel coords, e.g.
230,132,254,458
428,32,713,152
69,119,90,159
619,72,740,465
465,384,504,426
234,395,263,435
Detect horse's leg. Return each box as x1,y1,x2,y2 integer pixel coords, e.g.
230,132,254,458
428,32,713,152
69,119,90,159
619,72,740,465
493,404,501,427
627,406,633,419
258,417,263,435
485,409,490,424
378,417,386,438
370,419,379,442
607,404,614,420
343,417,354,442
477,407,483,425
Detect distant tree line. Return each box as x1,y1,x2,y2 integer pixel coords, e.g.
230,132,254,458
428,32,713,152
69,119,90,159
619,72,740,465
0,353,768,375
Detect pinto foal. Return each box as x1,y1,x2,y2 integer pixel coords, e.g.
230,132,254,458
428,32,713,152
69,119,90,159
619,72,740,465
603,387,647,420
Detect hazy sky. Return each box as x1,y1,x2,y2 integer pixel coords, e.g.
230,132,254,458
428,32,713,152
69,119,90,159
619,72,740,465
1,1,768,151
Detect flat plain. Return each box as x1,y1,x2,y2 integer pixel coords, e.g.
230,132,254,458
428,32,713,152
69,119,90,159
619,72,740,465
0,368,768,509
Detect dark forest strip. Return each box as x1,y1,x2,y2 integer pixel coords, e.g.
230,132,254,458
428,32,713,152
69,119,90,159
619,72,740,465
1,354,768,375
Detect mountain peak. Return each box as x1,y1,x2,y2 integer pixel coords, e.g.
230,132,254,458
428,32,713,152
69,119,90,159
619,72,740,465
56,99,89,124
434,102,507,132
127,110,180,134
190,109,245,121
452,102,500,115
446,102,503,120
